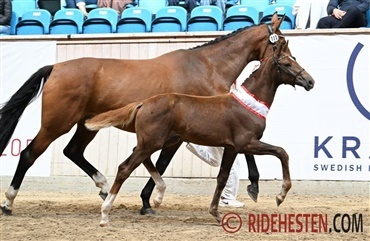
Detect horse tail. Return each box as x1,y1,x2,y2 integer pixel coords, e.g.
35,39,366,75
85,102,143,131
0,65,54,156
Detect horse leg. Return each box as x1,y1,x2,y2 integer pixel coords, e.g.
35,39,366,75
1,129,60,215
245,154,259,203
209,149,237,224
139,141,182,215
100,149,149,227
247,139,292,206
63,123,110,200
142,158,166,208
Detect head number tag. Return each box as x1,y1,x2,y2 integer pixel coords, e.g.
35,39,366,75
269,34,279,43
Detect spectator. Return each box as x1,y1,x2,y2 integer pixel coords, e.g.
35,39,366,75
0,0,12,35
317,0,369,28
200,0,226,13
98,0,134,15
293,0,329,29
66,0,98,17
168,0,199,13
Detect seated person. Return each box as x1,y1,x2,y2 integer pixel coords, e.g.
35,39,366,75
66,0,98,17
0,0,12,35
317,0,369,28
98,0,134,15
293,0,329,29
168,0,199,13
200,0,226,13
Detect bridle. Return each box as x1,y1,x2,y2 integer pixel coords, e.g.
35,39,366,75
272,53,305,83
259,24,283,62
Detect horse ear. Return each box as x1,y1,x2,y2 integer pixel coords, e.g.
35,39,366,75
276,41,283,56
283,40,289,51
271,13,285,31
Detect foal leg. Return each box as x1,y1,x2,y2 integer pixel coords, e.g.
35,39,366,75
142,158,166,208
139,141,182,215
63,123,110,200
245,154,260,203
247,140,292,206
100,149,149,227
209,149,237,224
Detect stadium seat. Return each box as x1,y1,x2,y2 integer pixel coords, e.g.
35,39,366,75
11,0,38,17
240,0,269,13
275,0,295,7
49,9,84,34
260,4,295,29
152,6,188,32
139,0,167,14
116,7,152,33
223,5,259,31
83,8,118,34
16,9,51,35
367,9,370,28
187,6,223,32
226,0,238,9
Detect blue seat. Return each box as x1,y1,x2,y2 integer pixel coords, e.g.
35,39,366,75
83,8,118,34
260,4,295,29
367,9,370,27
223,5,259,31
16,9,51,35
226,0,238,9
187,6,224,32
11,0,38,17
152,6,188,32
116,7,152,33
240,0,269,13
275,0,295,7
139,0,167,14
50,9,84,34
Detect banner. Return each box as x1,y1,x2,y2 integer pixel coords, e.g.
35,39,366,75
0,42,57,176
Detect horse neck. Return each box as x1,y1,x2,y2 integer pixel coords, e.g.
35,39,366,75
193,26,268,86
242,62,279,106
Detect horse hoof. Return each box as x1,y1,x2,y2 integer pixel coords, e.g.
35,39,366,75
275,196,283,206
140,207,156,215
99,191,108,201
247,185,258,203
99,221,109,227
1,206,12,216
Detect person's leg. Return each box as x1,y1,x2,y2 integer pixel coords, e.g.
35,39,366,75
168,0,179,6
219,154,244,208
186,143,223,167
294,0,311,29
186,0,198,12
333,6,367,28
317,16,339,28
309,0,329,29
76,1,89,17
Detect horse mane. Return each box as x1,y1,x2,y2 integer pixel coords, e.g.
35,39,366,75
189,24,263,50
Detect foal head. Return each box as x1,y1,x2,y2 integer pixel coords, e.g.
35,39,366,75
256,41,315,91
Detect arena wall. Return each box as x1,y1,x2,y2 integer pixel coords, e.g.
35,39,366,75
1,29,369,181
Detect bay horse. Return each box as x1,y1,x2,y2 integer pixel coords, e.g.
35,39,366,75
85,40,315,226
0,14,286,216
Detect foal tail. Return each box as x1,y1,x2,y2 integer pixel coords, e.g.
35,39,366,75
0,65,54,156
85,102,143,131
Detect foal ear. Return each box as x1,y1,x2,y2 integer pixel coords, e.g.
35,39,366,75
283,40,289,51
276,41,283,56
271,13,285,30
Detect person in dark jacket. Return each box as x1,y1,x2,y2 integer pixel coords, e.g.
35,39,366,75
0,0,12,34
317,0,369,28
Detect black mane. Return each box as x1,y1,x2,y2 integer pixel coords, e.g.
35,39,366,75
188,24,262,50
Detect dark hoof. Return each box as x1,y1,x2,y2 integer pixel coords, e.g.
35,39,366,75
1,206,12,216
99,191,108,201
275,197,283,206
140,207,156,215
247,184,259,203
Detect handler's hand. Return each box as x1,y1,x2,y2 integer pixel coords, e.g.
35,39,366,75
332,8,346,19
